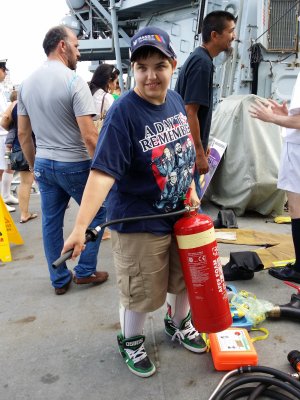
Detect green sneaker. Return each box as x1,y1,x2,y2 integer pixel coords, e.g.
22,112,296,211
164,312,207,353
117,333,156,378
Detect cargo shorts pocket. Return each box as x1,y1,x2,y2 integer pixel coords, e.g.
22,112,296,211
114,253,145,301
141,258,169,298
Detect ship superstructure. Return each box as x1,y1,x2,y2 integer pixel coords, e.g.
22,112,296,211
62,0,300,103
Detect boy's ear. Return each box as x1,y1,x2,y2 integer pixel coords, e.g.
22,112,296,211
171,59,177,72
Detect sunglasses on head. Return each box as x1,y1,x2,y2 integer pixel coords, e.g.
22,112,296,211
111,67,119,77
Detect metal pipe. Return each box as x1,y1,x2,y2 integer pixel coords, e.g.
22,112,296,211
109,0,125,92
228,0,244,95
115,0,124,8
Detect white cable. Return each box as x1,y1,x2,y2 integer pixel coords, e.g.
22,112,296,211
208,369,239,400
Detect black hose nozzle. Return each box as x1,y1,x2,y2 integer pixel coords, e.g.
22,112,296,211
52,227,100,269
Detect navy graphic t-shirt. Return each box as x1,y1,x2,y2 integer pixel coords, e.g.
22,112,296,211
91,89,196,234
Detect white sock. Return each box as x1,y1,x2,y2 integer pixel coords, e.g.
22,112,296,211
1,172,14,199
172,290,189,328
119,304,147,338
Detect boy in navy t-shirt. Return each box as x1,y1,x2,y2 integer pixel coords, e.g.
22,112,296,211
63,26,207,378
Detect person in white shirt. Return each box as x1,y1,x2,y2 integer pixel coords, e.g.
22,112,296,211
89,63,120,121
250,74,300,284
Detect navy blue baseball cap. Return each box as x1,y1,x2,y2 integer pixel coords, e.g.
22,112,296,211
130,26,177,61
0,59,8,71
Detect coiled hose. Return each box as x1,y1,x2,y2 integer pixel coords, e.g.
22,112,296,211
209,366,300,400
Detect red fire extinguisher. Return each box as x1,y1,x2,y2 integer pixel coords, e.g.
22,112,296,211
174,208,232,333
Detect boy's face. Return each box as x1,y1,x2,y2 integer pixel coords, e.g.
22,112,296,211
133,52,176,105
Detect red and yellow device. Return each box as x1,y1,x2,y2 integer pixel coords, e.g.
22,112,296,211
209,328,258,371
174,211,232,333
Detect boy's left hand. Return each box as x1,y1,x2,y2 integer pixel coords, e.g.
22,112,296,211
189,185,201,209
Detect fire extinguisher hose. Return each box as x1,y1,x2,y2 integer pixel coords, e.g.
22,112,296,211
209,366,300,400
52,206,193,268
222,387,293,400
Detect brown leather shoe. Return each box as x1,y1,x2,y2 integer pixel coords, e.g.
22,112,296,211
55,272,73,295
73,271,109,285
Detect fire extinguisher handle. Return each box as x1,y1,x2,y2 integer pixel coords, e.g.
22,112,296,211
183,188,192,207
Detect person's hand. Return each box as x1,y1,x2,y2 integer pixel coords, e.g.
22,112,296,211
189,186,201,209
268,99,288,116
249,100,275,123
196,153,209,175
62,227,86,260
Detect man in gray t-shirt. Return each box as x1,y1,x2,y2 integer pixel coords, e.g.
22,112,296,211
18,25,109,295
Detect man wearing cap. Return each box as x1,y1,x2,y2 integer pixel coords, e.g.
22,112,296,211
175,11,236,197
62,26,206,378
0,59,18,212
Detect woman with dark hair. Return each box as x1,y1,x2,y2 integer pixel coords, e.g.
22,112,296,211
89,64,119,240
89,64,120,121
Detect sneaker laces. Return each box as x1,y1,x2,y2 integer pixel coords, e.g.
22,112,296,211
126,344,148,364
171,319,199,344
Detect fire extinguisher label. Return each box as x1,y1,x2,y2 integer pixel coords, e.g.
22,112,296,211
187,251,209,287
213,257,227,294
176,227,215,249
183,249,226,294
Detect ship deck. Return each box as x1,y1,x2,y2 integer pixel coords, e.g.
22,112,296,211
0,191,298,400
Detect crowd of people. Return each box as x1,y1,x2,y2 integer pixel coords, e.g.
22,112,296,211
1,9,299,379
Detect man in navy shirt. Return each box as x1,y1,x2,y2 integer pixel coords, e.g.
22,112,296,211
63,26,207,378
175,11,236,196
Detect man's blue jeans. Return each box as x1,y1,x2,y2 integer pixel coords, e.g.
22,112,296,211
34,158,106,288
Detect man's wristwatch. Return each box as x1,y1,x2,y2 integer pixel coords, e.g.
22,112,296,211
29,166,34,172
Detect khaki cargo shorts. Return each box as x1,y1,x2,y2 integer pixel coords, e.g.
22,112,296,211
111,231,186,313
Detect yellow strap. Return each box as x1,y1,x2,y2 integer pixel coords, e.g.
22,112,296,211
272,259,295,268
205,328,269,351
201,333,211,352
274,216,291,224
250,327,269,342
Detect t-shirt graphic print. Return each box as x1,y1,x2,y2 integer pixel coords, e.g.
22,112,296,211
149,114,195,211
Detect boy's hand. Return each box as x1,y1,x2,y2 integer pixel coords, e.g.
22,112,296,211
62,227,86,260
189,185,201,209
